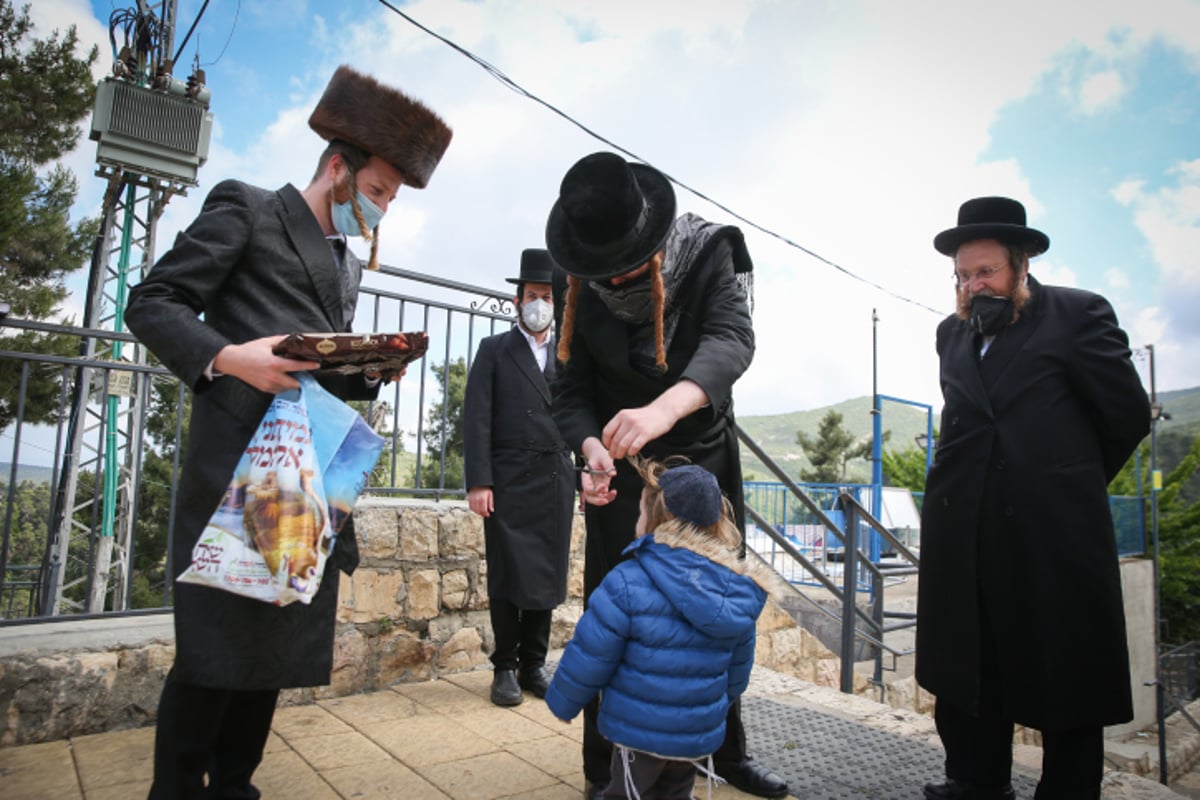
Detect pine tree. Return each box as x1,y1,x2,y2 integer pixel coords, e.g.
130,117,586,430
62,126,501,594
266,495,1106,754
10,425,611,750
0,1,100,430
796,410,888,483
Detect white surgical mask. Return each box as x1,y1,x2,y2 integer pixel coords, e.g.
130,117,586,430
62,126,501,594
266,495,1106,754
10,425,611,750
520,298,553,333
331,191,384,238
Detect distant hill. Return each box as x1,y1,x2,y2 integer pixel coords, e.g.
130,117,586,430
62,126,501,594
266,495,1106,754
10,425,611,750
738,384,1200,484
1157,386,1200,438
0,463,55,486
738,396,934,483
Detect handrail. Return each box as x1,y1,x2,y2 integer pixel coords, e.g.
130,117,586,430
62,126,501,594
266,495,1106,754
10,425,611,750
735,422,918,693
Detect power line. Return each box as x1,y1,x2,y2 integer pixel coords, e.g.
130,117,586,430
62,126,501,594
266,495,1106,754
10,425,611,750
374,0,944,316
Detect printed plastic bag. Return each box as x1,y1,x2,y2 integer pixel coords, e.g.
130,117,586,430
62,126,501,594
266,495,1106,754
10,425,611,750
179,373,385,605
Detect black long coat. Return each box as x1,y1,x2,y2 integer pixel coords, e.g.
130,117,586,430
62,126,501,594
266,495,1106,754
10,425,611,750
915,276,1150,730
552,226,755,599
463,328,574,608
124,180,377,691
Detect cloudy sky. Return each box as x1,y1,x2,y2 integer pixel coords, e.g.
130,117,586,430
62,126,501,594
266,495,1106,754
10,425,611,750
36,0,1200,420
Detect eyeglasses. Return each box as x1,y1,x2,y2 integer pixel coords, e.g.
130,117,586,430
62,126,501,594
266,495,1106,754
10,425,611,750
953,263,1009,286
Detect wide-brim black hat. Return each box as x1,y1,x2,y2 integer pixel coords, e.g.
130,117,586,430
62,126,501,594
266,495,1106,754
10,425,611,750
545,152,676,281
309,65,452,190
933,196,1050,256
506,249,558,285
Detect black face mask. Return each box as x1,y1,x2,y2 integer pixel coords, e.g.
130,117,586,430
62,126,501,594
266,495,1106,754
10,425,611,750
969,295,1014,336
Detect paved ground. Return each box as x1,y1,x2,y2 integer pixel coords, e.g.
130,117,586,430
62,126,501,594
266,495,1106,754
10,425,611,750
1,661,1192,800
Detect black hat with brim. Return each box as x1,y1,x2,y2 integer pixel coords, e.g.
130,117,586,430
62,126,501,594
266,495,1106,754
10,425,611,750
506,248,558,286
546,152,676,281
933,196,1050,256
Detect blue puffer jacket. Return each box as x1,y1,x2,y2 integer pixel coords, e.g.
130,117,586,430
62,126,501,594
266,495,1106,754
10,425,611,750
545,527,768,759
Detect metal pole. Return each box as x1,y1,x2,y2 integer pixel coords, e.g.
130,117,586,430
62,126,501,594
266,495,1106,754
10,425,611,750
840,497,859,694
871,310,882,520
1147,344,1167,784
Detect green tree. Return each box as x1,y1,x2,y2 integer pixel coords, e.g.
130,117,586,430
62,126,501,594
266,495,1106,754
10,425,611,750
1109,435,1200,644
413,358,467,491
796,410,887,483
0,1,100,430
128,371,191,606
881,438,935,494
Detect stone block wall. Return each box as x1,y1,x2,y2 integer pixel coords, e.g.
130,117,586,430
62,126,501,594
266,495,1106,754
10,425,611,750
0,498,838,746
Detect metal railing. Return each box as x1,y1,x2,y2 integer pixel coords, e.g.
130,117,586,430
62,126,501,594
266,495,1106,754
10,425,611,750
0,265,516,620
737,424,920,694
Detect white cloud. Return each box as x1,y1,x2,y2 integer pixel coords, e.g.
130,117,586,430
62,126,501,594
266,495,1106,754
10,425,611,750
1077,70,1125,113
48,0,1200,416
1105,268,1131,292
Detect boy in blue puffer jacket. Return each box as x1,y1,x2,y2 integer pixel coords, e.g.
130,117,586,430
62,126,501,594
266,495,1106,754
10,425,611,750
545,459,770,799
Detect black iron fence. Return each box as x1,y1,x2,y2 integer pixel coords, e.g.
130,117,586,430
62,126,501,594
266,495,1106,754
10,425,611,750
0,265,514,620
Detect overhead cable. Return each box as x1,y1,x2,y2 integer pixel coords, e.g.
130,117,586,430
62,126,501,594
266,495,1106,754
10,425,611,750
374,0,944,315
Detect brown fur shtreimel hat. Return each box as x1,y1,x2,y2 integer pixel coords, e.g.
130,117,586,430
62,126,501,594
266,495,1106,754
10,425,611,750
309,65,453,190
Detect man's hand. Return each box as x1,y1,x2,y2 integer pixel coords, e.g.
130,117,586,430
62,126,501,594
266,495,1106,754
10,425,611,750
601,406,677,460
467,486,494,518
579,437,617,509
600,379,709,459
213,335,319,393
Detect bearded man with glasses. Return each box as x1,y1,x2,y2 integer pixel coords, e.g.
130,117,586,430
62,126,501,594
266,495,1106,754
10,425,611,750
916,196,1151,800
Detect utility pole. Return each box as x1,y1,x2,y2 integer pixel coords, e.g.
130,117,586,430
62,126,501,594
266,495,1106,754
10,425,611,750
1147,344,1168,784
42,0,212,615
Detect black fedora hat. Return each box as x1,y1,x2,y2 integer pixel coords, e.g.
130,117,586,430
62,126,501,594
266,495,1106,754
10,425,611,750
506,248,558,286
933,196,1050,256
545,152,676,281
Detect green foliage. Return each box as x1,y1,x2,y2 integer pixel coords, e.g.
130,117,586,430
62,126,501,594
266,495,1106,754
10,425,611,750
0,477,52,565
0,1,101,431
796,410,888,483
881,439,934,493
127,372,190,607
413,358,466,491
1156,434,1200,644
1110,433,1200,645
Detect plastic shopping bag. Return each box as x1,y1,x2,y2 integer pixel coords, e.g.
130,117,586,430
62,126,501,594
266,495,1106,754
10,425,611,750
179,373,385,605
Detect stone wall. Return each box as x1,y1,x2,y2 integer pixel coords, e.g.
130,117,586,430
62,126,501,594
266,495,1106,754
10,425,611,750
0,498,840,746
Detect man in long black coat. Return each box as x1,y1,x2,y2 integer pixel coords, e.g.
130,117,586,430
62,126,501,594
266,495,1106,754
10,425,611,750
463,248,575,707
916,197,1151,800
124,66,451,799
545,152,788,799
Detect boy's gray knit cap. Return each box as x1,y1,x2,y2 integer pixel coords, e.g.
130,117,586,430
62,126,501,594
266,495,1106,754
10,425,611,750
659,464,721,527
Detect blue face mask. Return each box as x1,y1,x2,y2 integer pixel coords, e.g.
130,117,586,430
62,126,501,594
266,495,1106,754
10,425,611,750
331,190,385,238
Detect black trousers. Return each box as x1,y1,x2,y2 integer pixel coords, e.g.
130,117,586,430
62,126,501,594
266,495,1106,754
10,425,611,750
602,747,696,799
489,596,552,672
584,697,746,784
934,699,1103,799
148,667,279,800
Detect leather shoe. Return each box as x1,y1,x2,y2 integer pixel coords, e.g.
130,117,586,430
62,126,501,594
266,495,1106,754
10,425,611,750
924,778,1015,800
519,665,552,698
583,781,605,800
490,669,523,706
714,757,788,798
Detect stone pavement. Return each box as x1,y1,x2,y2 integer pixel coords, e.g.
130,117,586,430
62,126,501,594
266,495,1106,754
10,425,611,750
0,661,1189,800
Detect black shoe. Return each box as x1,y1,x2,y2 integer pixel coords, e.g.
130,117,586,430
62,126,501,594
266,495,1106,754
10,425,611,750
714,757,788,798
924,778,1016,800
583,781,605,800
518,665,552,698
490,669,523,706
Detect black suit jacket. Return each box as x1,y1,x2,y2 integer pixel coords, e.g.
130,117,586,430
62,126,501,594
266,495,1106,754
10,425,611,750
463,328,573,607
125,179,377,690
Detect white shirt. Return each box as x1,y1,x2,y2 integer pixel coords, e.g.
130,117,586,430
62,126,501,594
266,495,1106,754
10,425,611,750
517,324,552,372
